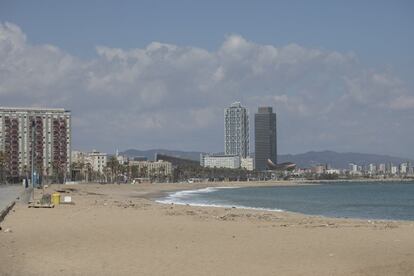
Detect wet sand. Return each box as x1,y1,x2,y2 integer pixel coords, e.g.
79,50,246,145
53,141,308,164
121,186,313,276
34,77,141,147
1,182,413,275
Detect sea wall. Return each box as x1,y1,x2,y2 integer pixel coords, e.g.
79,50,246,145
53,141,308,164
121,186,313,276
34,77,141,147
0,201,15,223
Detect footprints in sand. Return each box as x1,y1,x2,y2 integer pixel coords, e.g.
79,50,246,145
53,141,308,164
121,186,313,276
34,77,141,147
161,204,400,230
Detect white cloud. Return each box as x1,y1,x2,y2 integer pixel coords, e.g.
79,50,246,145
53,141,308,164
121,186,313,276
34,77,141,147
390,95,414,110
0,22,413,156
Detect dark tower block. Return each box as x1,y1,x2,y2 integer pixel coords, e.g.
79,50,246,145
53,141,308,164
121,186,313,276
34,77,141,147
254,107,277,171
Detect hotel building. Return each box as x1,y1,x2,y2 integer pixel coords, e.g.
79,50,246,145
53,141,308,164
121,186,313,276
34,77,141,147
224,102,249,158
200,154,241,169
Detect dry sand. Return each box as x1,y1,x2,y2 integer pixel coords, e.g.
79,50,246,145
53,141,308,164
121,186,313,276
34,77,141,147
1,182,414,276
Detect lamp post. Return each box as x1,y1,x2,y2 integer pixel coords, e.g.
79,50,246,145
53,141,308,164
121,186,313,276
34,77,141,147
31,120,35,188
30,119,36,202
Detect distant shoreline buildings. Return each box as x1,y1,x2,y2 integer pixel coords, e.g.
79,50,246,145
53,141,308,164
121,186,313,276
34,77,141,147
347,162,413,177
1,105,412,184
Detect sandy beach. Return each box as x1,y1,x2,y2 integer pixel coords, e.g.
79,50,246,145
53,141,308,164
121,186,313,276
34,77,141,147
1,182,414,276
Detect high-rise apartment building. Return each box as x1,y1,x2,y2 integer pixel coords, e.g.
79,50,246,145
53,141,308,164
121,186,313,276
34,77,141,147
224,102,249,158
0,107,71,181
254,107,277,171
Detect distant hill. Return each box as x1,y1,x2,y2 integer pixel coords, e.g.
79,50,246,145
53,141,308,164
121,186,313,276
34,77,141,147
121,149,202,161
121,149,413,169
278,150,414,169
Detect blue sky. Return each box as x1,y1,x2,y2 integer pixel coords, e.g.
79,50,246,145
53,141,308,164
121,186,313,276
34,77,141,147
2,0,413,63
0,1,413,158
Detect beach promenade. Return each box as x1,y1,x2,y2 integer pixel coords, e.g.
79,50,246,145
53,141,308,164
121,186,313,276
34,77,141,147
1,182,413,275
0,185,22,213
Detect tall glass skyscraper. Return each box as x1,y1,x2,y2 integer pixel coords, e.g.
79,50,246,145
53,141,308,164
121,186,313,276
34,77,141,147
224,102,249,158
254,107,277,171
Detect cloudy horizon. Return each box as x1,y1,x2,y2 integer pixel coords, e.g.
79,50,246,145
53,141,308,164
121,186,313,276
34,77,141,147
1,2,413,159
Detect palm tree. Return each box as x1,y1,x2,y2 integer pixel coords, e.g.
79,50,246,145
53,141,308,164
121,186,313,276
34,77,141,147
107,156,120,183
85,163,92,183
140,166,148,178
150,168,156,182
130,165,139,178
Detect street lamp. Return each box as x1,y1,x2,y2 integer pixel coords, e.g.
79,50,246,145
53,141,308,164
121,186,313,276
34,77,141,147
31,120,35,188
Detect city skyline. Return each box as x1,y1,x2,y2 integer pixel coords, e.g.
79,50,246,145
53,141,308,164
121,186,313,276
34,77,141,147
1,1,413,159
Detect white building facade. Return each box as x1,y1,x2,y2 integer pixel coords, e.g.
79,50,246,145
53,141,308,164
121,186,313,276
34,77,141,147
241,157,254,171
200,154,241,169
128,160,172,176
71,150,108,174
400,163,408,174
88,151,107,174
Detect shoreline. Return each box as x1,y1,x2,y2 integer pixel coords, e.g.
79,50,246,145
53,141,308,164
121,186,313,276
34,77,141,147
152,181,414,223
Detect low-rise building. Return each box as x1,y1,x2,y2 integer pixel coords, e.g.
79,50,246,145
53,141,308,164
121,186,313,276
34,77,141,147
128,160,172,177
115,150,129,165
326,169,340,175
400,163,408,174
368,163,376,174
349,163,358,173
378,163,386,174
241,157,254,171
71,150,107,174
88,150,107,174
200,154,241,169
408,165,414,176
311,164,326,174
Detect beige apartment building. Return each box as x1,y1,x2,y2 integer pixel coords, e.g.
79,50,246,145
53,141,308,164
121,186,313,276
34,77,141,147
72,150,108,174
128,160,172,177
0,107,71,180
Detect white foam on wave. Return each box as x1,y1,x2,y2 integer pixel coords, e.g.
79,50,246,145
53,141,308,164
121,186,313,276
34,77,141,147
156,187,219,204
156,186,284,213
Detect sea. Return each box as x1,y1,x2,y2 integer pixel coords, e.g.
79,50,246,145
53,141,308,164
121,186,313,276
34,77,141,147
157,181,414,221
0,185,22,212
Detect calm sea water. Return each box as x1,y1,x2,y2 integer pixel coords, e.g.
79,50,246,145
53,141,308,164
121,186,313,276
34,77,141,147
158,181,414,221
0,185,21,211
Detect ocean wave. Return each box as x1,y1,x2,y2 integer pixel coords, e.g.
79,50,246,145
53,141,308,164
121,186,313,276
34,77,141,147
156,187,284,212
160,186,238,201
156,187,220,204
